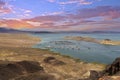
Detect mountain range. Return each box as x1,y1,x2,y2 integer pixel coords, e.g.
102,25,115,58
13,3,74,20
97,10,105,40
0,27,119,33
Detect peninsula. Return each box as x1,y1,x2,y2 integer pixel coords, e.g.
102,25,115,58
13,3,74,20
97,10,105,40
64,36,120,45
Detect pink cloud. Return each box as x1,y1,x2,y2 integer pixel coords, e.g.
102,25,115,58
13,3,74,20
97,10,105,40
0,0,12,14
47,0,55,3
0,6,120,31
70,6,120,20
26,15,66,23
0,19,33,29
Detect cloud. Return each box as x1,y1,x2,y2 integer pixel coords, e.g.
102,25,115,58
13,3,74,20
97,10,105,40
26,21,41,26
0,0,32,18
0,6,120,31
45,11,64,15
0,0,12,14
69,6,120,20
48,0,97,5
26,15,66,23
0,19,33,29
59,0,92,5
11,8,32,18
47,0,55,3
24,10,32,13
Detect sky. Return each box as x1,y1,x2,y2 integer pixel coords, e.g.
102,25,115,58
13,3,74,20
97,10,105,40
0,0,120,31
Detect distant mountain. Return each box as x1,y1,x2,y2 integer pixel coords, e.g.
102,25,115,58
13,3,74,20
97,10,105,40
0,27,53,33
91,31,120,33
28,31,53,33
0,27,119,33
0,27,21,33
56,31,120,34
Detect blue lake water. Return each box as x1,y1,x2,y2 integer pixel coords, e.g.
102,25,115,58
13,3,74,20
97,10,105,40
32,33,120,64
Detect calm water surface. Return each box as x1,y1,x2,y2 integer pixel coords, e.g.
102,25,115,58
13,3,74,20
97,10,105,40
32,33,120,64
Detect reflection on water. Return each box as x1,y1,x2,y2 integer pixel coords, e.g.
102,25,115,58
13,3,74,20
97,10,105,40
32,33,120,64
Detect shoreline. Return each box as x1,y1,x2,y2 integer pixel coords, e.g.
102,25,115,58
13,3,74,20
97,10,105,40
0,33,41,48
40,48,107,65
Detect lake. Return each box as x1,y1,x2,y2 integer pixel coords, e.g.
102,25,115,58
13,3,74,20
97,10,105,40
32,33,120,64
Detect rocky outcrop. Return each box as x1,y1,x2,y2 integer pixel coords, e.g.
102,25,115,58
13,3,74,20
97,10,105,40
105,57,120,75
79,70,104,80
0,61,45,80
43,56,65,66
100,39,120,45
80,57,120,80
98,57,120,80
14,73,55,80
89,71,103,80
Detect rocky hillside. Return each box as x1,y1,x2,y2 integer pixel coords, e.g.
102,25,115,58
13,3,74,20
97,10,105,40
0,57,119,80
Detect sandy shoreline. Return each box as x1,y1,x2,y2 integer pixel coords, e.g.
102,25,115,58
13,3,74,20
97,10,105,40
0,33,106,80
0,33,41,47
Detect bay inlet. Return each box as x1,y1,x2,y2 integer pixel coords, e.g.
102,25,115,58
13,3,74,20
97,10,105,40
32,33,120,64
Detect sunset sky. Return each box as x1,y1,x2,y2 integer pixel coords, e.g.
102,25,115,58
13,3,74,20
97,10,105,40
0,0,120,31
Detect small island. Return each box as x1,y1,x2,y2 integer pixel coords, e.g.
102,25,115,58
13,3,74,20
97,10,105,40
100,39,120,45
64,36,120,46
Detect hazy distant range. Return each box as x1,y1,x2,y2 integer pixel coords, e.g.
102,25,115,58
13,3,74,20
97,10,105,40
0,27,120,33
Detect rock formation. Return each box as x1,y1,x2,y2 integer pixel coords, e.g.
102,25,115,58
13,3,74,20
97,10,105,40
43,56,65,65
105,57,120,75
100,39,120,45
98,57,120,80
0,60,55,80
79,57,120,80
